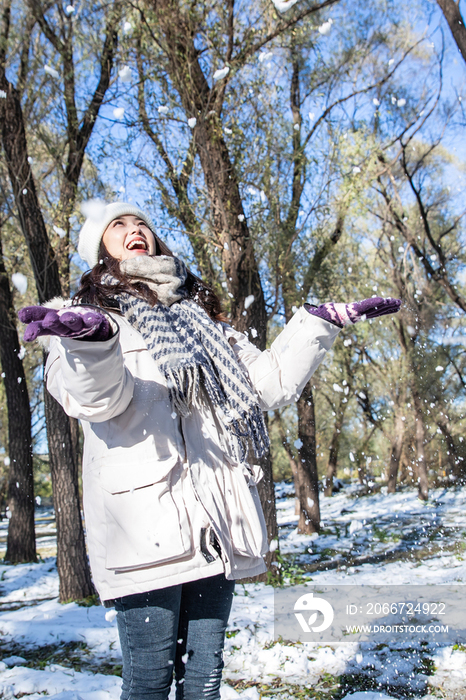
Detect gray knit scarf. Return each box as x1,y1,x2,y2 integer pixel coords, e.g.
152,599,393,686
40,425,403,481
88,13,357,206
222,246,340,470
107,255,269,462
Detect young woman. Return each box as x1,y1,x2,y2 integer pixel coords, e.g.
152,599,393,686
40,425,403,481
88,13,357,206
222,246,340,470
19,202,400,700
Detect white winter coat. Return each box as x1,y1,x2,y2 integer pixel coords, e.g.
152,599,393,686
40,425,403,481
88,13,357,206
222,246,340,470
45,307,340,602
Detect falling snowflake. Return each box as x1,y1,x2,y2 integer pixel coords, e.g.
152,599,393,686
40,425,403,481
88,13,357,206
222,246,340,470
123,21,132,34
244,294,255,310
349,452,355,462
44,65,60,79
373,98,380,106
318,19,333,35
53,225,66,238
352,166,361,174
333,383,343,393
158,105,169,114
0,90,6,99
113,107,125,120
294,438,303,449
187,117,197,128
65,5,75,15
119,66,132,83
271,0,300,13
213,66,229,81
12,273,28,295
259,52,273,63
238,214,245,222
105,610,117,622
81,199,106,222
435,366,444,372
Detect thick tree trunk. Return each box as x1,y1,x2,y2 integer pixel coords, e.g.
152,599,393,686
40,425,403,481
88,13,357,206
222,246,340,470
151,0,267,346
437,0,466,64
150,0,277,571
296,381,320,534
412,385,429,501
0,71,93,600
324,400,346,497
387,411,405,494
0,238,36,562
255,452,278,579
436,415,464,482
44,386,94,601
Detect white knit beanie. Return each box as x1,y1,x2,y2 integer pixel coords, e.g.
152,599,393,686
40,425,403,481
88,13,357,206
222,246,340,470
77,201,157,268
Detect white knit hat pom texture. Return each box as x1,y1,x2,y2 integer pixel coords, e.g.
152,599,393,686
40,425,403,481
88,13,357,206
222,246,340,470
78,201,157,268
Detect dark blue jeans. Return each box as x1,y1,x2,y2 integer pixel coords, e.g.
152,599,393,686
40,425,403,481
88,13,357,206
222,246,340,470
114,574,235,700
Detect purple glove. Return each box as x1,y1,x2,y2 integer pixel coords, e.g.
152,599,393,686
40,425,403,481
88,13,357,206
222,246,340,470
19,305,111,342
305,297,401,328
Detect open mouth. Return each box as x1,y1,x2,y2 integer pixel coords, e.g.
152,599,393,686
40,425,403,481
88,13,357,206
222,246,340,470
126,237,148,252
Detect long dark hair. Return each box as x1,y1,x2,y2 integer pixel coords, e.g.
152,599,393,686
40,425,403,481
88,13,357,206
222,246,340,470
73,234,227,322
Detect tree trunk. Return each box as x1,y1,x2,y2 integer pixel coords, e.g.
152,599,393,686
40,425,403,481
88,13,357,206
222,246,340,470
272,410,300,513
436,415,464,482
412,385,429,501
324,399,346,497
255,452,278,579
387,411,405,494
0,69,93,600
0,236,36,563
44,385,94,601
150,0,267,346
150,0,277,569
437,0,466,64
296,381,320,534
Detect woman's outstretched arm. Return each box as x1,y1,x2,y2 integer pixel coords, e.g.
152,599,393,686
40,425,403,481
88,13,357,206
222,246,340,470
224,297,400,411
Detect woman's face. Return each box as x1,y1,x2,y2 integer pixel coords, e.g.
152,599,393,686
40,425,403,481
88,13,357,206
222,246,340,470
102,215,157,261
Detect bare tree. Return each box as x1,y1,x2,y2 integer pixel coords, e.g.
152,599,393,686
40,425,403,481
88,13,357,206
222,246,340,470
0,225,36,562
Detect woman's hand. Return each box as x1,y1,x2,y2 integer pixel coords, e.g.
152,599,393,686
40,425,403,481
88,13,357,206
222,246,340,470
305,297,401,328
19,306,111,342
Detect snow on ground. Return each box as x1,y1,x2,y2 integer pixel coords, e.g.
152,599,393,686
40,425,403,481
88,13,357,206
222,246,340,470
0,484,465,698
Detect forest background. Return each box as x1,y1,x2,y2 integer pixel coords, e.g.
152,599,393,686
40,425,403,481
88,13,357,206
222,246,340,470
0,0,465,602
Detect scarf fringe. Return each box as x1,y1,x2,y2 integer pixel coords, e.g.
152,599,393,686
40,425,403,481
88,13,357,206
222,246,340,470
227,405,270,463
164,362,227,418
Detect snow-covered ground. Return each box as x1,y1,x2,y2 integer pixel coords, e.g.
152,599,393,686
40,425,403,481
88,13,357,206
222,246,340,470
0,483,465,699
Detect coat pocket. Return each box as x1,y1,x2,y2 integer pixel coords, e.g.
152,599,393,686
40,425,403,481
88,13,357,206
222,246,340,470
100,459,192,571
224,464,269,558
